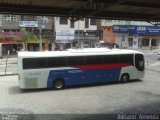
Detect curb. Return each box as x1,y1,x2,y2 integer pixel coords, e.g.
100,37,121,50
0,73,18,76
0,62,17,65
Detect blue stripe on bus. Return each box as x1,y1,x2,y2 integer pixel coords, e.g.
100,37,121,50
47,68,121,88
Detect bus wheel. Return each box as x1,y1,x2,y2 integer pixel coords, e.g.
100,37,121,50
120,74,130,82
54,79,64,90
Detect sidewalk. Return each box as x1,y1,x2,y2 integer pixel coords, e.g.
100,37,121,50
0,57,17,65
0,57,18,76
137,48,159,54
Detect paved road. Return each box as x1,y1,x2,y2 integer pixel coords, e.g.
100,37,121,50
0,67,160,119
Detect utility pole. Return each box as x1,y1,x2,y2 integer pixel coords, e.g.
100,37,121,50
39,26,43,51
77,19,80,48
39,17,44,51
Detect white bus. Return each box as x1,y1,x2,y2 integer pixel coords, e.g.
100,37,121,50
18,48,145,89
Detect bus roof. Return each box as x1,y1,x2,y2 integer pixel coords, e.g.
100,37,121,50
18,48,143,58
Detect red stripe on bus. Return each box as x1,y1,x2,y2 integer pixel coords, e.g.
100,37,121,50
74,64,131,70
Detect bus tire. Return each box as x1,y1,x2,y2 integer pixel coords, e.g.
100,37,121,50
120,73,130,82
53,79,64,90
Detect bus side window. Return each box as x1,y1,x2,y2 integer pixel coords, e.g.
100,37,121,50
23,58,47,69
66,56,85,66
118,54,133,65
85,56,102,65
47,57,66,67
102,55,118,64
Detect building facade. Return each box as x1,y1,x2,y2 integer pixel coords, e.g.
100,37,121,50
100,20,160,49
54,17,97,50
0,15,23,57
19,16,54,51
0,15,55,57
0,14,98,57
1,14,160,57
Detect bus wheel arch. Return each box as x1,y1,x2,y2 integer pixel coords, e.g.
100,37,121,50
53,78,65,90
120,73,130,82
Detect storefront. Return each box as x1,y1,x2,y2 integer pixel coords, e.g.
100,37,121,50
55,30,75,50
99,26,116,43
0,32,24,57
1,43,24,54
112,25,160,49
25,39,49,51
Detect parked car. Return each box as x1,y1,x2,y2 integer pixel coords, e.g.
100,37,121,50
102,42,119,48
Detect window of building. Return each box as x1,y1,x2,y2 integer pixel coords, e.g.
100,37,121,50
122,34,125,41
85,18,89,28
3,15,17,22
59,17,68,24
142,39,149,46
75,30,84,36
3,29,19,32
70,21,74,28
80,18,84,21
90,19,96,25
21,15,37,21
105,20,112,22
42,16,49,23
128,38,133,46
4,29,10,32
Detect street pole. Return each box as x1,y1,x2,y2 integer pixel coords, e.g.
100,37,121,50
5,50,9,75
39,17,44,51
39,26,43,51
78,20,80,48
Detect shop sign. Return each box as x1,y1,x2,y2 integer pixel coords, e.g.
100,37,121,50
56,30,74,41
113,25,160,35
112,25,129,33
19,21,38,27
129,26,160,35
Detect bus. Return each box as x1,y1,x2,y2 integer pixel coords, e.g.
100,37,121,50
17,48,145,89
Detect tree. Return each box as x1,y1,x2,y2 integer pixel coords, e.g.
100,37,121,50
20,28,37,42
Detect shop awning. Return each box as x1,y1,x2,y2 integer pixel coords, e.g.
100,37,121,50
1,32,23,38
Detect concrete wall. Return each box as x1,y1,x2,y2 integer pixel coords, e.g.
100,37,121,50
54,17,97,31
